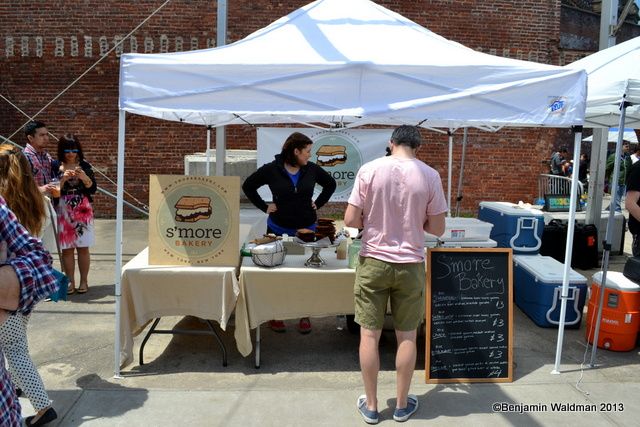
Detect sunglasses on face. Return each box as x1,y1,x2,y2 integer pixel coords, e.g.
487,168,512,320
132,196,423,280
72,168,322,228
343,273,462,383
64,149,79,153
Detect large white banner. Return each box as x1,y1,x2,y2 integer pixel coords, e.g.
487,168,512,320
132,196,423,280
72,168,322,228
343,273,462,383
256,128,393,202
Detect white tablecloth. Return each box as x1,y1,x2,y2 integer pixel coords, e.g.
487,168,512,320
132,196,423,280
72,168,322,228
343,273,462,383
234,253,355,356
119,248,239,367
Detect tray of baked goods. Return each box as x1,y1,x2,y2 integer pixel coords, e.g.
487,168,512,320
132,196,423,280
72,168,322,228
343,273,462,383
293,218,349,267
294,218,340,247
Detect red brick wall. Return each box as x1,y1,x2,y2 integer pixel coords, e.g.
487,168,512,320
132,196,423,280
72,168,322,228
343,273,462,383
1,0,575,217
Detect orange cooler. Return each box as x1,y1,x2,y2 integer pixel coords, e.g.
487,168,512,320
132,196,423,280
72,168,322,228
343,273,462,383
585,272,640,351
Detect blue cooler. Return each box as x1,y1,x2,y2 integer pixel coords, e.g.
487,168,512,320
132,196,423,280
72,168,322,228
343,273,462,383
478,201,544,254
513,254,588,328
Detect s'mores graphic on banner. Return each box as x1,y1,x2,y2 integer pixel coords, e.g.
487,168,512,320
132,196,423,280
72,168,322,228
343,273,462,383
148,175,239,266
316,145,347,167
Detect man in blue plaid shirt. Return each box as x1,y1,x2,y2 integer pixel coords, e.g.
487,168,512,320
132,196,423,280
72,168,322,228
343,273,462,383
0,196,56,426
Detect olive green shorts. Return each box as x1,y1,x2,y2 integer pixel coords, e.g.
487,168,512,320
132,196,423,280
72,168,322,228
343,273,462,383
354,256,425,331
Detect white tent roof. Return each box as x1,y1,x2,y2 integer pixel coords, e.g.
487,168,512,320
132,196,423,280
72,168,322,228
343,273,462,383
119,0,586,129
582,128,638,143
566,36,640,129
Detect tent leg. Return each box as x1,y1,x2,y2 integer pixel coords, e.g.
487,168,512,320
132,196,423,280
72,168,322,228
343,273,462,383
589,102,630,367
114,110,126,379
447,130,453,217
455,128,468,217
551,126,583,374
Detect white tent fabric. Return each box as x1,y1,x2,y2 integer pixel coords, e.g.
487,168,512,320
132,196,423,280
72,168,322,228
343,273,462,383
582,128,638,143
566,36,640,129
561,36,640,371
114,0,588,377
119,0,587,130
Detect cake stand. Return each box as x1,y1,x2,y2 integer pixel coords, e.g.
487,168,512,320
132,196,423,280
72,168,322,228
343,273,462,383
296,240,338,267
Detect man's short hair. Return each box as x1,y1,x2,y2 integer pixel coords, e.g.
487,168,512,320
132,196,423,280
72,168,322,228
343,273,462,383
24,121,46,138
390,125,421,149
560,145,569,153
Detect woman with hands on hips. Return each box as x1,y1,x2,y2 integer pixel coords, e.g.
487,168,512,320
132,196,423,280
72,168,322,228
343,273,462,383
242,132,337,334
56,134,97,295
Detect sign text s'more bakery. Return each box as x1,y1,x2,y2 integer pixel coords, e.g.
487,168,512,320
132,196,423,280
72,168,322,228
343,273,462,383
148,175,240,266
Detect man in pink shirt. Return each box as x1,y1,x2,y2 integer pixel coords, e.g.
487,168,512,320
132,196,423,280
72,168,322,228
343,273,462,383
345,125,447,424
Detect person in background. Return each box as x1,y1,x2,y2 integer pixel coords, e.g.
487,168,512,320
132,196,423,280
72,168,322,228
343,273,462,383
344,125,447,424
22,121,58,197
605,142,632,212
56,135,96,295
0,145,58,426
242,132,336,334
0,197,57,426
626,159,640,257
630,145,640,164
550,146,569,176
578,153,589,190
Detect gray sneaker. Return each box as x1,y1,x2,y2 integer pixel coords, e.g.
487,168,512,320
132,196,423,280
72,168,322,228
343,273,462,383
357,394,379,424
393,394,419,422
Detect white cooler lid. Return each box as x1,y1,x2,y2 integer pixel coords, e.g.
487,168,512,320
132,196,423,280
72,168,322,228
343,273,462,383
480,201,544,217
514,254,587,284
592,271,640,291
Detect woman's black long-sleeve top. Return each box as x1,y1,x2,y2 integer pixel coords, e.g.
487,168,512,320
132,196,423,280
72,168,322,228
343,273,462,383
242,154,337,230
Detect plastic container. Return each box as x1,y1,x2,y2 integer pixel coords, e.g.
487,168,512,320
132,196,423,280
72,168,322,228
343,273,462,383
513,254,587,328
478,201,544,254
424,217,493,242
348,239,361,269
585,271,640,352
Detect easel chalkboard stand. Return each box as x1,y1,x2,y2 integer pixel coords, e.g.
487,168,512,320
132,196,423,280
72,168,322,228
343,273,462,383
426,248,513,383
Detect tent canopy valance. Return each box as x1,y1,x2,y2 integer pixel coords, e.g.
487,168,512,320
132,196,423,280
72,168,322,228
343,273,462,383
119,0,587,130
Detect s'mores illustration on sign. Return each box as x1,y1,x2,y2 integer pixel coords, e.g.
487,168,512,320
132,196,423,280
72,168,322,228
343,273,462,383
174,196,212,223
316,145,347,167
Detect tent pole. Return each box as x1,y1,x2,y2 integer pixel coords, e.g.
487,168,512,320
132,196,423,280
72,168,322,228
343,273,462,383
589,101,629,367
206,126,212,176
455,128,468,216
215,0,227,177
216,127,225,176
114,109,126,379
447,130,453,217
552,126,583,374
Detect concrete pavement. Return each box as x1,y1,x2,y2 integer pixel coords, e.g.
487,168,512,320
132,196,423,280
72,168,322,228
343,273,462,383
21,217,640,426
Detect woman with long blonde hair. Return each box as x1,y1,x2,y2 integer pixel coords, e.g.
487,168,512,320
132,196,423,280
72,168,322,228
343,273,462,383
0,144,58,426
0,145,45,236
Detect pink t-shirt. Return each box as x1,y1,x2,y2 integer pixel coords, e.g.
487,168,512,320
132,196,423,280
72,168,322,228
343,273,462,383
348,156,447,263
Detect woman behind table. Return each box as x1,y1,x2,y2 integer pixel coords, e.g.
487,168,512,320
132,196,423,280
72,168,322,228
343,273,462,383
56,135,97,295
242,132,337,334
0,144,58,426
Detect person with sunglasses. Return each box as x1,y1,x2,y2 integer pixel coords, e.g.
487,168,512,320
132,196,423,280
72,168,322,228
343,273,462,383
55,135,97,295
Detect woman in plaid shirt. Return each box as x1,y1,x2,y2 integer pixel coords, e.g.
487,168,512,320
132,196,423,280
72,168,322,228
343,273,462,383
0,196,56,426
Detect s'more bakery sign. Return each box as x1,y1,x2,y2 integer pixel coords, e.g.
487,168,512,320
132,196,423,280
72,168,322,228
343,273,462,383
148,175,240,266
257,128,393,201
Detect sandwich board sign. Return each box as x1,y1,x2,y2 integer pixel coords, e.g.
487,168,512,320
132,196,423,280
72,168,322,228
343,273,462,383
148,175,240,266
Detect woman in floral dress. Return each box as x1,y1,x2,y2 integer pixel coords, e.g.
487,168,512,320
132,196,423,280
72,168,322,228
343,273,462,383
56,134,96,294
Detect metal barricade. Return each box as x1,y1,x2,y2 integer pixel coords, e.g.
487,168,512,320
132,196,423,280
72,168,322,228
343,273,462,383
538,173,584,205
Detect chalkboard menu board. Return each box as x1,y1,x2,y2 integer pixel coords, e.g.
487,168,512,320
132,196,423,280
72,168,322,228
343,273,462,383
426,248,513,383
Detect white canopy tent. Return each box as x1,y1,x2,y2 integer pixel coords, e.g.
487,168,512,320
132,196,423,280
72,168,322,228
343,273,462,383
115,0,587,377
568,36,640,129
564,36,640,370
582,128,638,143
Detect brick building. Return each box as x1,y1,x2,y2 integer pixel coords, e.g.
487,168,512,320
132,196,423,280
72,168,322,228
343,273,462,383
1,1,638,217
